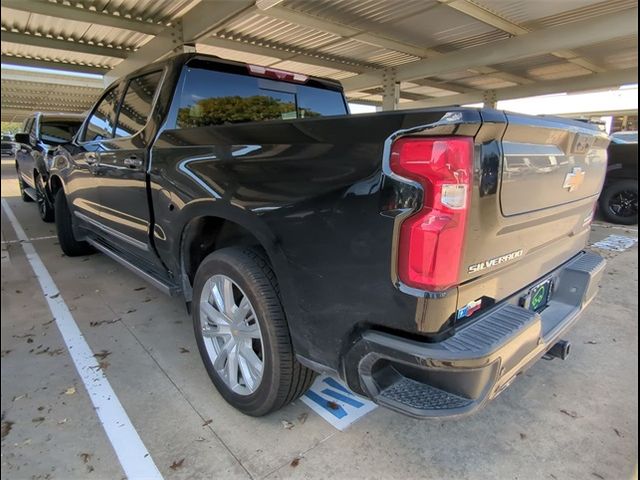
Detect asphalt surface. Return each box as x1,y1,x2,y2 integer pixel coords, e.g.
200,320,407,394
1,158,638,480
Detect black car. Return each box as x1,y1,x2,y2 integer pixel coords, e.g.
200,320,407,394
1,134,16,158
599,131,638,225
15,112,84,222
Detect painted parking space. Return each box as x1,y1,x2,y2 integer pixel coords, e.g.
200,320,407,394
301,375,377,431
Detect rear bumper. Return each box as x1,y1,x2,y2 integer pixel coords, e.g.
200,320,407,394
343,250,605,418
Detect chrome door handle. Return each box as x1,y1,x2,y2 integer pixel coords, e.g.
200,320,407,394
85,152,99,165
123,156,143,168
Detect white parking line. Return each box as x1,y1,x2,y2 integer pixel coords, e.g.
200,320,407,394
1,199,164,480
1,235,58,244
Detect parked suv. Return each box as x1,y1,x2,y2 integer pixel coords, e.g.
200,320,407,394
49,54,607,418
598,131,638,225
15,112,84,222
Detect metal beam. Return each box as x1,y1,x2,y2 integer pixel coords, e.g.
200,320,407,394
381,68,400,111
342,8,638,93
0,0,164,35
1,31,130,59
0,55,110,75
258,5,432,58
104,1,254,84
0,68,104,88
404,68,638,109
438,0,605,73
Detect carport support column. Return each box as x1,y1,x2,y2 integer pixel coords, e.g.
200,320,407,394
483,89,498,109
382,68,400,111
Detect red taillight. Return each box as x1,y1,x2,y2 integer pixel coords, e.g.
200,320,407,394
390,137,474,292
247,64,308,83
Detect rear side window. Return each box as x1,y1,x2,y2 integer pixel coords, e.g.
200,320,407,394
114,71,163,138
175,67,347,129
84,87,119,142
40,120,82,145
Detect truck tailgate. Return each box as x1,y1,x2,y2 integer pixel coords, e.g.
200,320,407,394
458,113,609,303
501,114,609,216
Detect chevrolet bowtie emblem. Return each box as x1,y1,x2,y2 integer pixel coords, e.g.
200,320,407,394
563,167,586,192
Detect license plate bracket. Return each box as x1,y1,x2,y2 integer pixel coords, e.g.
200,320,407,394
524,279,553,312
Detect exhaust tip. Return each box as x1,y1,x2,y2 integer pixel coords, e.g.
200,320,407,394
547,340,571,360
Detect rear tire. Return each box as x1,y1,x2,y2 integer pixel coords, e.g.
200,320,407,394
599,180,638,225
54,189,94,256
192,247,315,416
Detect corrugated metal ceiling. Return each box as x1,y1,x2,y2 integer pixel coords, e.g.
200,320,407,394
0,0,636,114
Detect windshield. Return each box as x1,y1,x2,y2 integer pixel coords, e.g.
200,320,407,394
40,120,83,145
611,131,638,144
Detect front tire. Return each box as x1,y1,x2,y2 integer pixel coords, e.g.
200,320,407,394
54,189,94,256
193,247,315,416
36,174,54,223
599,180,638,225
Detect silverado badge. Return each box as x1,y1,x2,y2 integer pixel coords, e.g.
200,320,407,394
563,167,586,192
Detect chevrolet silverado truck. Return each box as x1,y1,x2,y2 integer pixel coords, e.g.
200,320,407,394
48,53,608,418
15,112,84,222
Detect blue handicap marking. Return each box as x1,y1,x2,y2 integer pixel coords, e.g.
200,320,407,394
321,389,365,408
304,390,348,419
301,375,378,431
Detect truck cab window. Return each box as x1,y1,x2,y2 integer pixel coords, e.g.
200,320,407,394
175,67,346,129
114,71,163,138
84,87,119,142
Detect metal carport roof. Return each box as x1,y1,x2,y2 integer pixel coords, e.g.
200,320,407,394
1,0,637,121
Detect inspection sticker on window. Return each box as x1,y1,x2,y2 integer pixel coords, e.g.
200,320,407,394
591,234,638,252
301,375,377,431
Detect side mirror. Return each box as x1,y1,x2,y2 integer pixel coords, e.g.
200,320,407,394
14,133,31,146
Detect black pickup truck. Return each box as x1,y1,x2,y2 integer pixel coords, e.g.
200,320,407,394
48,53,608,418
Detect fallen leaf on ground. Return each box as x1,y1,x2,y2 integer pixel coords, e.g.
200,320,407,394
134,287,146,291
64,387,76,396
519,433,527,440
179,347,190,353
169,459,185,470
49,293,60,299
93,350,111,360
560,409,579,419
27,338,34,344
126,309,137,314
297,413,308,424
613,428,623,437
98,361,110,371
32,417,45,424
327,401,340,410
80,453,92,464
90,318,120,327
591,473,605,480
1,421,14,439
281,420,295,430
290,458,301,467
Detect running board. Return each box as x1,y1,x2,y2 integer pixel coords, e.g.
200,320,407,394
24,187,38,201
86,237,181,297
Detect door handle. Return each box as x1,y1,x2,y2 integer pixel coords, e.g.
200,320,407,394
85,152,99,165
123,156,143,169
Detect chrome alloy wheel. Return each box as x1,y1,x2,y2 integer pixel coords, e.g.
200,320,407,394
200,274,264,395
